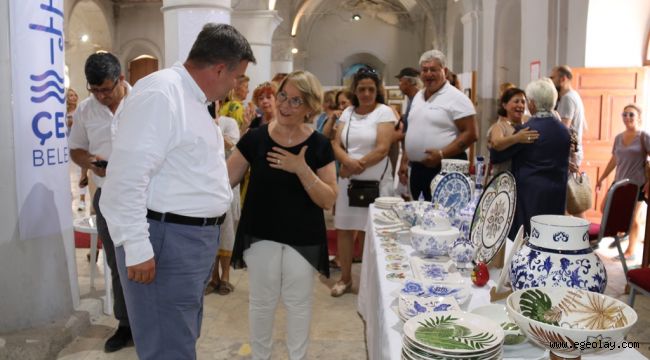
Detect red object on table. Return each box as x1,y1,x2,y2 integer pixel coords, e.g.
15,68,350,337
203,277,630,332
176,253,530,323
471,262,489,287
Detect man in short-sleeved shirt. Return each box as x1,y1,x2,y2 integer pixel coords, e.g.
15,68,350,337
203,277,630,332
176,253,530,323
68,52,132,353
551,65,586,167
399,50,477,200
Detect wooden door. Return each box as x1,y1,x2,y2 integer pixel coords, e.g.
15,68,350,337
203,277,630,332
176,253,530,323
128,57,158,85
572,67,647,222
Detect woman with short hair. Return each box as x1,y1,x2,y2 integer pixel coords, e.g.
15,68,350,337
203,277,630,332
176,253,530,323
228,70,337,360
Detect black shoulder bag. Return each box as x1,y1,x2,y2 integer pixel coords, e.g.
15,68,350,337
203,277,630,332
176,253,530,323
345,114,388,207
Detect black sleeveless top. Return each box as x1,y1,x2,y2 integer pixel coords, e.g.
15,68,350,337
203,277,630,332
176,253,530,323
231,124,335,277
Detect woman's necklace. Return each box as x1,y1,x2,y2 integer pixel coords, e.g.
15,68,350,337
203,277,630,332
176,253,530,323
285,125,299,145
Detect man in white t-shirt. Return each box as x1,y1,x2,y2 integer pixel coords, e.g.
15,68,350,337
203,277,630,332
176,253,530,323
68,52,132,352
551,65,586,169
398,50,477,200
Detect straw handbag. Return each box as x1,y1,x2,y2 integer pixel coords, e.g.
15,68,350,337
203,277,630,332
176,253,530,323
567,172,592,214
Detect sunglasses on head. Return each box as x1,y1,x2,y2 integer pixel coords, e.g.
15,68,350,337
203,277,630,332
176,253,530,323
622,112,636,118
356,67,378,78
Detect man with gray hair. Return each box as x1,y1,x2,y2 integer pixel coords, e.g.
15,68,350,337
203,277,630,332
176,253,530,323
101,23,255,359
398,50,477,200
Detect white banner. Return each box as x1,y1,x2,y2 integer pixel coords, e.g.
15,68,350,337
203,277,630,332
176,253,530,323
10,0,72,240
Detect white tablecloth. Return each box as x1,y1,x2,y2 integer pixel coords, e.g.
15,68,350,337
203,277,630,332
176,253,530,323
357,205,648,360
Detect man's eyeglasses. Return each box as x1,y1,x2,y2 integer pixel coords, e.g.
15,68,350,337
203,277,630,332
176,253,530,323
276,91,304,108
87,79,119,95
622,112,637,118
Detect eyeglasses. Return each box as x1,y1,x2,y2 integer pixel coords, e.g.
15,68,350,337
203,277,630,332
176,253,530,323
276,91,304,108
87,79,119,95
622,112,636,118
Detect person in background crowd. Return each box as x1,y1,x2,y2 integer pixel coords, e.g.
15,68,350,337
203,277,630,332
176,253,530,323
100,24,255,359
315,89,340,137
596,104,648,261
271,72,288,87
205,100,241,295
331,67,397,297
399,49,477,201
446,70,462,90
491,78,571,238
395,67,421,132
221,74,255,132
68,52,133,353
247,81,277,131
228,70,337,360
551,65,588,218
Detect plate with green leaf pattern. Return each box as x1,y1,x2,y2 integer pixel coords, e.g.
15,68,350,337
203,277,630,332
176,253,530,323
403,311,504,355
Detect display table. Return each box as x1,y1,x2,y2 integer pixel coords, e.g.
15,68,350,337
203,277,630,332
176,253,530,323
73,216,113,315
357,204,647,360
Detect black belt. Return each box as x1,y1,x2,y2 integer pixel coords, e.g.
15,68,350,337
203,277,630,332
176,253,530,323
146,209,226,226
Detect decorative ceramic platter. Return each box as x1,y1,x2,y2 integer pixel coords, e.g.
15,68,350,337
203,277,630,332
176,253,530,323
403,311,504,355
402,337,503,360
432,172,473,216
398,294,460,321
410,257,463,282
375,196,404,209
400,278,471,304
386,272,409,282
495,225,524,293
470,171,516,264
387,262,410,272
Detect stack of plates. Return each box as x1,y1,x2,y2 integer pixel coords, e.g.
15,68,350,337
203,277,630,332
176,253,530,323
401,311,504,360
375,196,404,209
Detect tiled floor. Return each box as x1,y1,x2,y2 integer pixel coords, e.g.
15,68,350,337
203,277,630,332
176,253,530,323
58,166,650,359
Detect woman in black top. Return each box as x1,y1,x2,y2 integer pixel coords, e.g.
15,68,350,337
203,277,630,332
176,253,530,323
227,70,337,360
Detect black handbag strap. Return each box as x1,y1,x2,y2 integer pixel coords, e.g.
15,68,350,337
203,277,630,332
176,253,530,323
344,110,389,181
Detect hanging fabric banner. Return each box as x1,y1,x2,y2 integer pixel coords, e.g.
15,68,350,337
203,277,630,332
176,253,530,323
9,0,72,240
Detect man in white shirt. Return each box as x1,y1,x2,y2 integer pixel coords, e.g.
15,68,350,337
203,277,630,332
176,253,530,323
100,24,255,360
398,50,477,200
68,52,132,353
551,65,586,170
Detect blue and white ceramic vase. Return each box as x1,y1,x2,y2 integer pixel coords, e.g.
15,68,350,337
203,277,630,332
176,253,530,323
429,159,470,196
509,215,607,293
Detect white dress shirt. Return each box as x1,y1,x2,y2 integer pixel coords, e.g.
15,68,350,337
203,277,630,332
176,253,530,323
405,82,476,162
100,62,233,266
68,85,131,187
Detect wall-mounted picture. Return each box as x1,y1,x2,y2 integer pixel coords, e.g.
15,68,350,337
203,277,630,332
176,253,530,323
387,89,403,100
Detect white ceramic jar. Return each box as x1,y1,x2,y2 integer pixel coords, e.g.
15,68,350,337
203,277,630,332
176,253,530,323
509,215,607,293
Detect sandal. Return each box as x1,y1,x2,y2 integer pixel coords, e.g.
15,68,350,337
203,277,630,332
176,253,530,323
204,281,219,295
330,280,352,297
217,281,234,295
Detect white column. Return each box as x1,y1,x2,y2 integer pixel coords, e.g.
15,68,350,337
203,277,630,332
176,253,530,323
271,37,293,75
461,11,479,73
161,0,232,67
231,10,282,94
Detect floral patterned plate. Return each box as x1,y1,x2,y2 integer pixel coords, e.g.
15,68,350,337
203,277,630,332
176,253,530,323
410,256,463,282
398,294,460,321
470,171,516,264
403,311,504,354
386,272,409,282
386,262,410,272
400,278,471,304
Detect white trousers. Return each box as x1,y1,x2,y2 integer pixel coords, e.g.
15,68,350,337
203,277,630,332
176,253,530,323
244,240,315,360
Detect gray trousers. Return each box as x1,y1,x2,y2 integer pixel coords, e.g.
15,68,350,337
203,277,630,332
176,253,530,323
93,188,129,327
115,218,220,360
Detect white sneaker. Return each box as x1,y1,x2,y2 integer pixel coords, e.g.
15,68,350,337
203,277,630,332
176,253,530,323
77,201,86,211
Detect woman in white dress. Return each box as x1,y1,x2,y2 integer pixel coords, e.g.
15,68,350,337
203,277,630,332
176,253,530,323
331,67,397,296
205,100,241,295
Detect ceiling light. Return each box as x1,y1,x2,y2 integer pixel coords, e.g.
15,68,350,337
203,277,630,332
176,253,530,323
352,14,361,21
80,34,89,42
291,48,298,54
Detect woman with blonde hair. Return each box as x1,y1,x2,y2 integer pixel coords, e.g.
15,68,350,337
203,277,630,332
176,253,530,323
596,104,648,260
228,71,337,359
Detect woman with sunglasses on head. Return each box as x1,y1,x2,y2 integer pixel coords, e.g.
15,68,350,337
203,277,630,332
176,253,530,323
596,104,648,261
228,71,337,360
331,67,397,297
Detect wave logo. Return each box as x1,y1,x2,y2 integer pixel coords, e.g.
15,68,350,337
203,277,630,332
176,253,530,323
30,69,65,104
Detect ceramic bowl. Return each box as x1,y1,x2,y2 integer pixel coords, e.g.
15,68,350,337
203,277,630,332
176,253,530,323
421,209,451,231
392,201,434,226
471,304,526,345
410,225,459,258
506,287,637,358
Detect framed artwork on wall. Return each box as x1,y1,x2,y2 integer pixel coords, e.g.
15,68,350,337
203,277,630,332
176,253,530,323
387,88,403,100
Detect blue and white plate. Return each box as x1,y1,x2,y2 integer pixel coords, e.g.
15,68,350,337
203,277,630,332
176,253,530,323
398,294,460,321
432,172,472,217
470,171,516,264
399,278,471,304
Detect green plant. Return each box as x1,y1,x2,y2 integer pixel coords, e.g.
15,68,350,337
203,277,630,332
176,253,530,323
414,315,498,350
520,289,559,326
